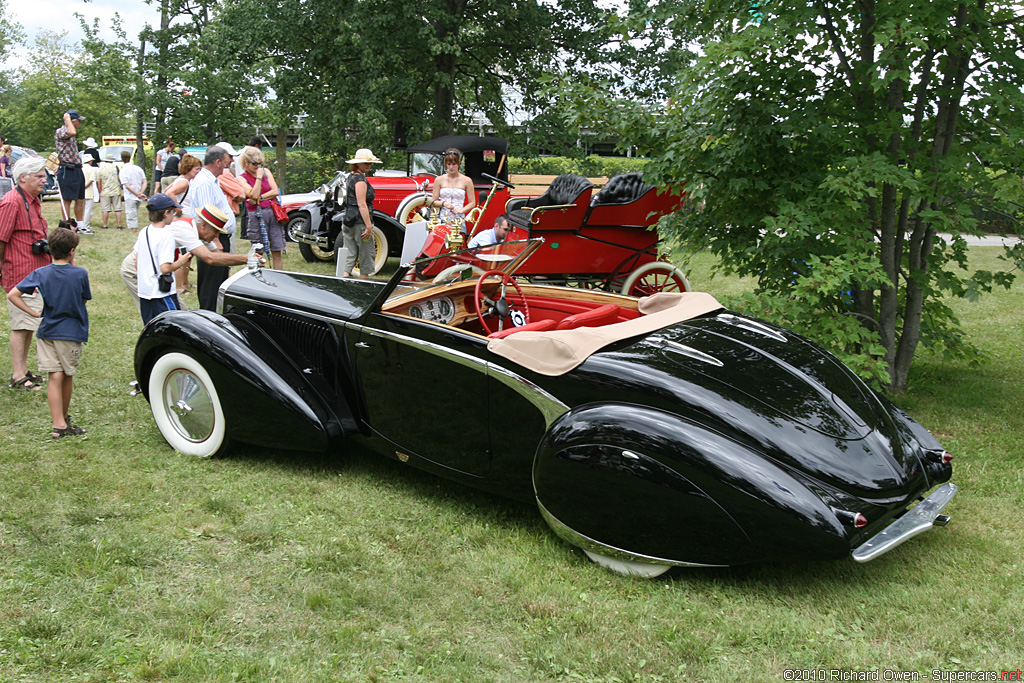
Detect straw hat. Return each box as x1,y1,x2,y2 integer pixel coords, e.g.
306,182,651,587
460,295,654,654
197,204,230,233
346,148,382,164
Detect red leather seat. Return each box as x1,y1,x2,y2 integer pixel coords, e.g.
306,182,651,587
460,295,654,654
487,319,556,339
555,304,621,331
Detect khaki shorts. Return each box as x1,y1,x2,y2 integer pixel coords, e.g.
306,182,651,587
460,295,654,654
101,194,124,212
7,291,42,332
36,338,83,375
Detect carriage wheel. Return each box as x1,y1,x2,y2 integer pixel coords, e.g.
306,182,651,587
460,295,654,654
620,262,690,297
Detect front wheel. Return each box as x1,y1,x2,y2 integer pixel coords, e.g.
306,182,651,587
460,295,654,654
286,211,309,243
147,351,230,458
298,239,335,263
620,261,690,297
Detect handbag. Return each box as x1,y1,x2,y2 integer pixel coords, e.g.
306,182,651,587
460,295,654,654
271,199,289,223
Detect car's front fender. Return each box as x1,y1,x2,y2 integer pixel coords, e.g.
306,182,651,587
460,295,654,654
135,310,336,452
533,403,850,566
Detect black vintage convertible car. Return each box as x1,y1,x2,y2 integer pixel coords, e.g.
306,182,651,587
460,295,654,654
134,238,957,577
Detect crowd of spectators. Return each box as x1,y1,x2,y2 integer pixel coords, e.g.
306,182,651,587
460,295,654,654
1,112,274,439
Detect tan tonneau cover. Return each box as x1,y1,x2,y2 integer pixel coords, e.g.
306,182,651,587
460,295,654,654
487,292,723,376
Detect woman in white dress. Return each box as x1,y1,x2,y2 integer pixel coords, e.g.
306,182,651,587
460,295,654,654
429,148,476,232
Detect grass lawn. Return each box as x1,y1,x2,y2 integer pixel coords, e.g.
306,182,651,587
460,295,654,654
1,201,1022,682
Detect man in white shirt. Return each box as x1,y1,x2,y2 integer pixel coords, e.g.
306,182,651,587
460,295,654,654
118,151,147,230
468,214,512,249
189,146,238,311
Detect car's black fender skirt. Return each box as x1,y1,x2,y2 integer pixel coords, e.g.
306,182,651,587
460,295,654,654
135,310,351,452
533,402,852,567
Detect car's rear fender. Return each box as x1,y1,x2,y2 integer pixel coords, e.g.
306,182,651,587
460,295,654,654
135,310,347,452
533,403,851,566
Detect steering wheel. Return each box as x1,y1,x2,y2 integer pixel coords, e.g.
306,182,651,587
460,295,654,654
473,270,531,335
481,172,515,190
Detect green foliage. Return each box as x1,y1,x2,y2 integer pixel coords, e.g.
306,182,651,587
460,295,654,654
263,149,338,194
509,155,649,177
564,0,1024,393
3,29,134,151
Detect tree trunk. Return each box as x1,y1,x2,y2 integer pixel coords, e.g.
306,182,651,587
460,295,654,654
276,128,287,194
135,38,148,184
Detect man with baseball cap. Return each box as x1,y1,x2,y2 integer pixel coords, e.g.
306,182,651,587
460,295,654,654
54,110,87,224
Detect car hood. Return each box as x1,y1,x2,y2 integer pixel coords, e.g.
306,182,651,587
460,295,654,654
221,269,385,320
574,312,921,497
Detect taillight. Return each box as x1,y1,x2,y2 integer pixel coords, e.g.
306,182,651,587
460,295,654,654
835,509,869,528
926,450,953,464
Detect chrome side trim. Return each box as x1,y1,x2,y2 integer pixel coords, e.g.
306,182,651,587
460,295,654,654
353,323,570,429
650,336,724,367
851,482,957,563
536,498,726,568
717,313,788,342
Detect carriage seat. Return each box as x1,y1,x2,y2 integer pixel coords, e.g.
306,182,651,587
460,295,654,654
555,304,622,331
507,174,595,229
590,172,651,206
583,172,684,229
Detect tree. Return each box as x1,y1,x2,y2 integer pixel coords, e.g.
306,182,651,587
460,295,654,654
218,0,615,158
564,0,1024,393
4,29,134,150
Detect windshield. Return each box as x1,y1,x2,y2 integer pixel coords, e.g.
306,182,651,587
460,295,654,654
99,145,132,163
410,152,443,177
386,238,543,304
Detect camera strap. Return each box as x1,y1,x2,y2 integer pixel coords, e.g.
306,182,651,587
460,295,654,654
143,227,161,281
16,186,36,235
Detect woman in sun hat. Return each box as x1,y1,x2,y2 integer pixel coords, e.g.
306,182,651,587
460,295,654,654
340,148,382,278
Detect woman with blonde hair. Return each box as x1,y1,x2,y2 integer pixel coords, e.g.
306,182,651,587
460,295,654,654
238,147,286,270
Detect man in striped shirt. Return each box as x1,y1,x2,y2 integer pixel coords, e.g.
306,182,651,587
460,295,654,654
0,157,52,391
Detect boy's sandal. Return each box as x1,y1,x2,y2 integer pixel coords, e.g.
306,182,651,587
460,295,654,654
26,371,44,384
10,376,42,392
51,425,86,439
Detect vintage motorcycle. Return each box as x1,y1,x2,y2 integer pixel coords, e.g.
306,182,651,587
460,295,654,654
287,172,406,273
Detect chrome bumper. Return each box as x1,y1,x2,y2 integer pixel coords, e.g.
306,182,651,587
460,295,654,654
851,482,957,563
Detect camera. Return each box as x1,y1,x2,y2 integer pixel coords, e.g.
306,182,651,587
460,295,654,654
31,239,50,255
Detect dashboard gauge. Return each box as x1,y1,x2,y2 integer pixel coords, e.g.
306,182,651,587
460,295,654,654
413,297,456,324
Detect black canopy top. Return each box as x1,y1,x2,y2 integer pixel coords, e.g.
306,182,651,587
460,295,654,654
404,136,509,156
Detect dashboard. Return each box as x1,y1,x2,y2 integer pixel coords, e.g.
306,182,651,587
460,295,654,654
407,296,456,324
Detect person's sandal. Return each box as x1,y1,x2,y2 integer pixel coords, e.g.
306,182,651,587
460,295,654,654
51,425,86,439
26,371,44,384
10,376,42,392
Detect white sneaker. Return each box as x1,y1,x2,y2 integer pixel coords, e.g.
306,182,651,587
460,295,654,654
78,227,96,234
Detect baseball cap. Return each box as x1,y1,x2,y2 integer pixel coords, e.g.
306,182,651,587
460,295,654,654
66,110,85,121
147,193,181,211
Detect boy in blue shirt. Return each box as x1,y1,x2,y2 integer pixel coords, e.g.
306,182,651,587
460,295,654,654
7,227,91,439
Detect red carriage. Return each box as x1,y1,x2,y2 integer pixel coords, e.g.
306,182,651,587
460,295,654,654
409,170,690,296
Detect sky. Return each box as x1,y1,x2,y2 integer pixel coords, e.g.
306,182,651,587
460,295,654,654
10,0,154,53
